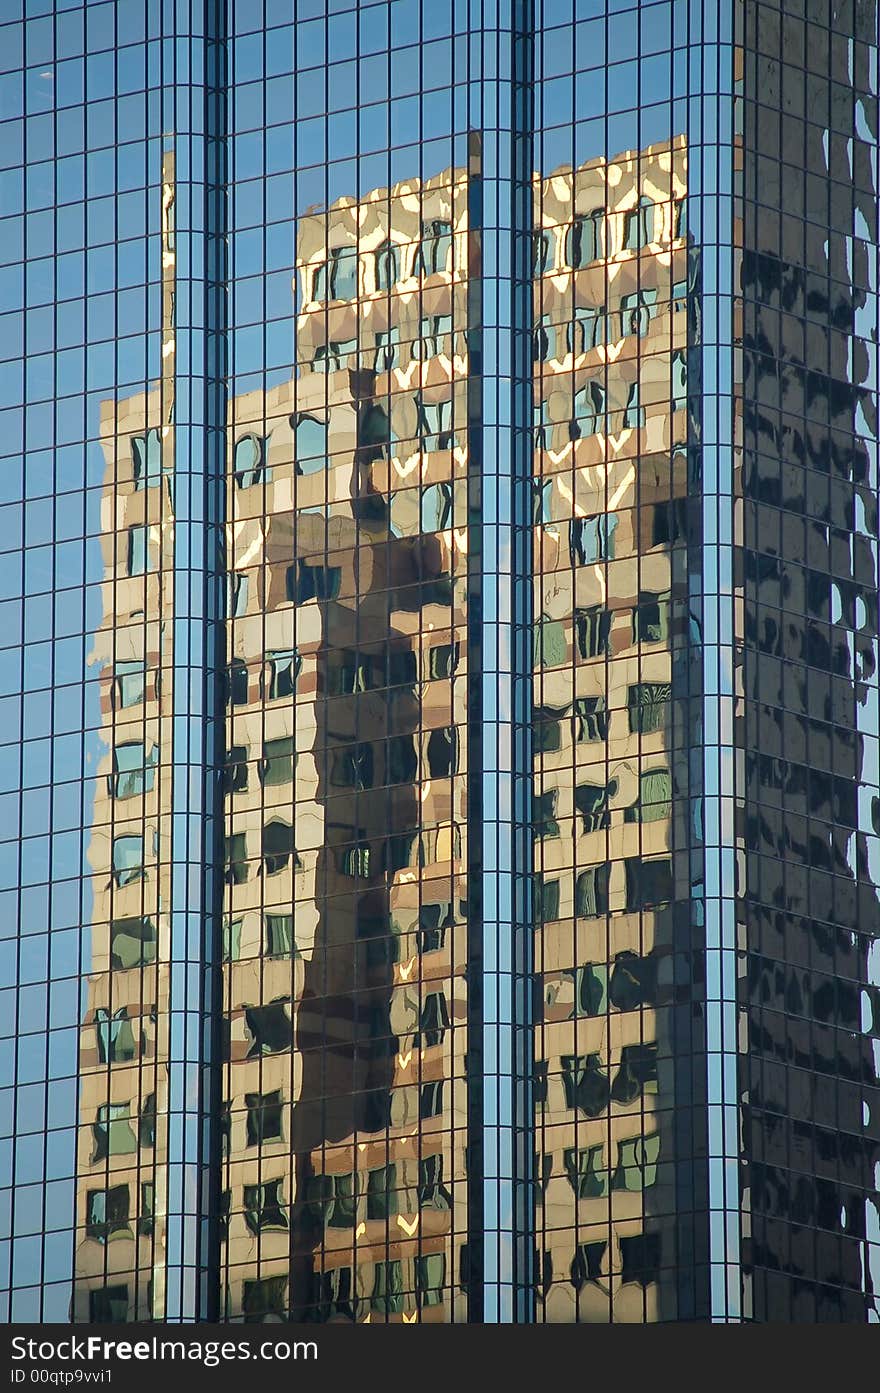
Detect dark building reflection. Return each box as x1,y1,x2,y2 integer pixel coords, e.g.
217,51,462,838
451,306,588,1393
737,4,880,1322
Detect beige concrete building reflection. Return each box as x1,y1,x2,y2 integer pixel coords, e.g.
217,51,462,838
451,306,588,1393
75,134,691,1323
531,137,690,1322
221,168,471,1322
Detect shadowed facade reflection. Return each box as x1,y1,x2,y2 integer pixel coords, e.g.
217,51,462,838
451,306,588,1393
736,2,880,1321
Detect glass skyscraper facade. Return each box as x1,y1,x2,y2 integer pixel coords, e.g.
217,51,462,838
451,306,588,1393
1,0,878,1327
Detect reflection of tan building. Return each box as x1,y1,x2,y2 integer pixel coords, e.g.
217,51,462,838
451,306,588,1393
73,156,178,1323
218,139,692,1322
220,168,471,1322
75,135,690,1324
531,137,689,1322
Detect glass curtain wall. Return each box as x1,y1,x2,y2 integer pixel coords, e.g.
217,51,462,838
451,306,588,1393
530,0,706,1323
2,0,878,1329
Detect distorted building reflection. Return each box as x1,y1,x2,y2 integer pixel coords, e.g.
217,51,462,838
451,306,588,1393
219,168,470,1322
530,137,692,1322
736,18,880,1321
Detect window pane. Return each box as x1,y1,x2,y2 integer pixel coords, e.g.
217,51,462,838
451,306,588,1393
131,429,162,488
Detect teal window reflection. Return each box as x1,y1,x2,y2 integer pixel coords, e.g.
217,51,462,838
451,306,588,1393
624,857,672,911
226,659,249,706
293,413,327,473
112,834,143,886
627,681,670,733
131,430,162,488
126,524,154,576
85,1187,132,1244
672,350,688,409
307,1172,358,1229
533,228,553,274
415,1253,446,1307
632,593,670,645
415,992,449,1048
571,1243,606,1290
222,917,242,963
224,744,248,794
570,514,617,564
623,196,655,250
373,327,399,370
95,1007,137,1064
109,917,157,970
108,742,157,799
245,1090,284,1146
371,1260,403,1314
421,481,454,532
575,782,608,834
367,1163,397,1220
575,864,610,918
374,240,399,290
416,219,452,275
416,396,454,450
113,661,146,709
139,1183,154,1238
574,964,608,1017
609,951,658,1011
612,1134,661,1191
314,246,358,301
260,736,296,786
563,1144,608,1198
263,648,300,700
243,1180,288,1234
413,313,452,360
225,832,248,886
566,210,603,267
620,288,657,337
287,562,341,603
623,382,644,428
533,790,559,839
92,1104,137,1161
264,913,295,958
574,695,608,742
571,306,606,353
233,434,268,488
242,1276,287,1323
228,570,249,618
571,381,605,438
532,401,551,454
261,819,296,876
418,1155,451,1211
625,769,673,824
